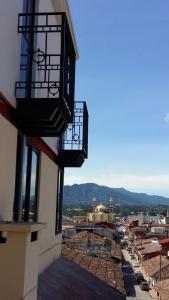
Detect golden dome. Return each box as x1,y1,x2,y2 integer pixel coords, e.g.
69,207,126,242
95,204,107,212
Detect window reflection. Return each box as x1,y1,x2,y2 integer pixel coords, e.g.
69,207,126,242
55,170,64,234
21,144,28,221
29,151,38,222
20,143,39,222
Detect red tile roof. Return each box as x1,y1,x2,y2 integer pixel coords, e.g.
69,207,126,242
134,238,154,246
160,238,169,245
141,255,169,278
38,256,126,300
62,245,125,295
156,279,169,300
68,230,122,261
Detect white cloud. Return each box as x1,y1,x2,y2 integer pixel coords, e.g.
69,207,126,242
64,173,169,197
164,112,169,123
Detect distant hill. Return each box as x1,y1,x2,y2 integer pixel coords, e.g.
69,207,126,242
63,183,169,206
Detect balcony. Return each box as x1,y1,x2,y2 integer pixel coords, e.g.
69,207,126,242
59,101,88,167
14,12,75,136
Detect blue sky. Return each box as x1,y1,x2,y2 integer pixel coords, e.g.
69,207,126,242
65,0,169,197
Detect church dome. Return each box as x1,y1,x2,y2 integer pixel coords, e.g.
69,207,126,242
95,204,107,213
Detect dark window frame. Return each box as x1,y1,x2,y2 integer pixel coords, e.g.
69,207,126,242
13,134,40,223
55,169,64,234
23,141,40,222
21,0,38,98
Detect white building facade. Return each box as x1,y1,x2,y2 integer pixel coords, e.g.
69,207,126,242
0,1,88,299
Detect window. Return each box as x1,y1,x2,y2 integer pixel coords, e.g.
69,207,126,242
20,0,38,98
55,170,64,234
13,134,40,222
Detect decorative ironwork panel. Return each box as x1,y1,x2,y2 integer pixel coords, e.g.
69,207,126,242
60,101,88,157
15,12,75,121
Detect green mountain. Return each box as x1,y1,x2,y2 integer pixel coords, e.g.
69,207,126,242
63,183,169,206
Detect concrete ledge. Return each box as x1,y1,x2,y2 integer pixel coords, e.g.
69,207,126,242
0,222,46,233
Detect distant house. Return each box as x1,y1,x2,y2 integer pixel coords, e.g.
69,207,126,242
128,213,161,226
156,278,169,300
159,238,169,256
141,255,169,289
130,226,148,238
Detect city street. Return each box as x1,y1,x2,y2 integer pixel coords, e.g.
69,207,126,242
122,249,152,300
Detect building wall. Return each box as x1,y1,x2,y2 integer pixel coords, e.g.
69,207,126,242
0,115,17,221
0,0,22,107
64,239,112,259
108,213,116,222
0,115,62,272
0,0,77,155
0,0,79,298
128,214,144,226
37,153,62,272
151,227,166,233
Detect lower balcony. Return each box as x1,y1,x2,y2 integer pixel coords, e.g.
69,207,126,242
58,101,88,167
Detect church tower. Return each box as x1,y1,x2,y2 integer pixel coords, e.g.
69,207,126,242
92,197,97,212
109,196,113,213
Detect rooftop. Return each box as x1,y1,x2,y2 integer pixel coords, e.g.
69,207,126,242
160,238,169,245
70,230,101,240
37,256,125,300
141,255,169,278
156,279,169,300
62,245,125,296
136,240,161,255
68,230,122,261
134,238,154,246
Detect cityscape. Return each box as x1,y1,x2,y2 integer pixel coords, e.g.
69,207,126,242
63,194,169,300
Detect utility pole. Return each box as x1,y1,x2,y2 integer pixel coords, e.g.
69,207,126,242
160,245,162,281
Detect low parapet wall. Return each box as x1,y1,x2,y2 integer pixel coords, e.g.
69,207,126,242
63,238,112,258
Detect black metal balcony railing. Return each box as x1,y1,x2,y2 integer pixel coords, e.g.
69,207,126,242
14,12,76,136
59,101,88,167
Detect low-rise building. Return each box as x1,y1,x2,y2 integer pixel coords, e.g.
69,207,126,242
72,215,87,224
64,230,122,262
130,226,148,238
128,213,161,226
140,255,169,289
156,278,169,300
151,227,166,234
160,238,169,256
62,225,76,238
137,245,161,261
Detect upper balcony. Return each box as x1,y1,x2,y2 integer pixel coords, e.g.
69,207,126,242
14,12,76,137
59,101,88,167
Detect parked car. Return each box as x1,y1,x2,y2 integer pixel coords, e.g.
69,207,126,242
121,262,130,268
135,274,145,284
140,282,149,291
130,259,136,265
132,261,139,268
134,268,141,275
127,246,132,250
131,258,136,262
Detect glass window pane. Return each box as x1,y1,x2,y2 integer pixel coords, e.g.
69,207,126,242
29,151,38,222
21,144,28,221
